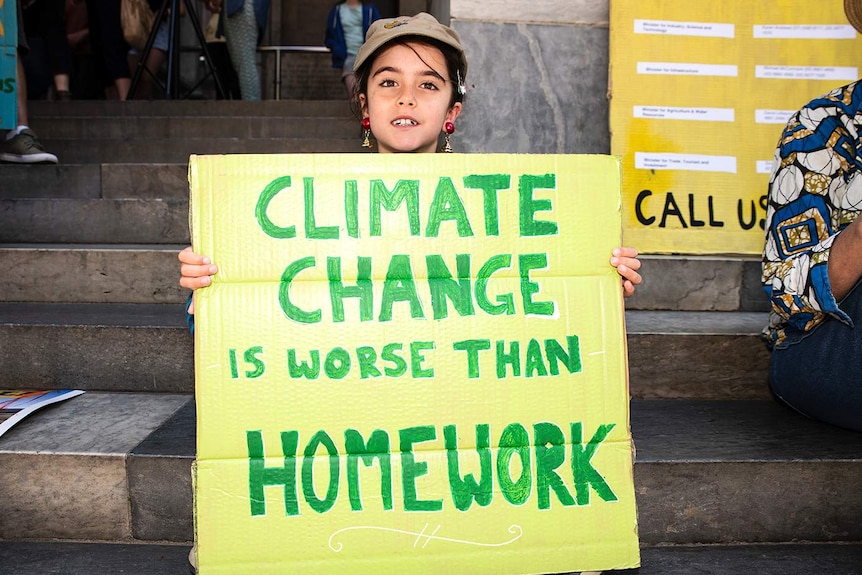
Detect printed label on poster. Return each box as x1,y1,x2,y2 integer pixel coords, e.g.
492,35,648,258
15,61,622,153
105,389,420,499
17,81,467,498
755,109,796,124
753,24,856,39
635,19,735,38
635,152,737,174
634,106,735,122
755,65,858,80
637,62,739,77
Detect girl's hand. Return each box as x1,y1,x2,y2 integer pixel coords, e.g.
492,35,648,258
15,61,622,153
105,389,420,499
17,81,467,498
178,246,218,315
610,247,642,298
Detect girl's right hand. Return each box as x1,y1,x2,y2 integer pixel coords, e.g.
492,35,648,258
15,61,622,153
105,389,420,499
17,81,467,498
178,246,218,315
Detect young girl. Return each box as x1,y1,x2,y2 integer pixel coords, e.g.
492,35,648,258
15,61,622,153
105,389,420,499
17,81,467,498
184,16,639,572
179,12,642,312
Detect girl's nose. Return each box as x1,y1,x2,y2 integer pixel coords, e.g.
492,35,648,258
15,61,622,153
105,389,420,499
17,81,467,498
397,87,416,106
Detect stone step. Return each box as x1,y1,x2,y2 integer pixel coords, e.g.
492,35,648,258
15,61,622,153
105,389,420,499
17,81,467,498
632,399,862,545
0,303,190,393
39,137,361,164
2,541,862,575
1,396,859,546
28,115,356,141
0,243,768,313
625,310,770,400
0,392,193,542
0,245,186,304
0,304,769,398
0,199,190,244
0,541,192,575
0,164,188,199
627,254,767,313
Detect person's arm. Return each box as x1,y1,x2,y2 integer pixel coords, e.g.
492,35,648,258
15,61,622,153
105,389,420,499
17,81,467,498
761,112,857,334
324,4,338,49
67,28,89,49
611,246,641,298
826,217,862,300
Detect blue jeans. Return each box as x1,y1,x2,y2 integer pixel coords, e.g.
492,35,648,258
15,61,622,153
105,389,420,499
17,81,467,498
769,283,862,431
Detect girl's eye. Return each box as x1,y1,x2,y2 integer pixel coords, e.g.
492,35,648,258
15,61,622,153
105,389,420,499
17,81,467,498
380,79,397,87
420,82,439,90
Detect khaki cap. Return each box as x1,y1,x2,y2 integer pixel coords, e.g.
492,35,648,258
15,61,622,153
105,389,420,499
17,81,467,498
353,12,467,78
846,0,862,34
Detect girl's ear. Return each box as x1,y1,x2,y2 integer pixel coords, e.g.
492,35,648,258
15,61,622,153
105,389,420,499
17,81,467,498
445,102,463,125
358,93,369,118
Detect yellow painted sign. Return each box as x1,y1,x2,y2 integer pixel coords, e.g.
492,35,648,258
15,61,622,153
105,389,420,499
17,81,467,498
190,154,639,574
610,0,862,254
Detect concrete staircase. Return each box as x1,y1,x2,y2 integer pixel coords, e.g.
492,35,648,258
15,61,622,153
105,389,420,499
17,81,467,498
1,100,861,574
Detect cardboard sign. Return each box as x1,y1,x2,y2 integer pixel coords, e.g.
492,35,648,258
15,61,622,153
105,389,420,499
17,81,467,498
190,154,639,575
610,0,862,254
0,0,17,129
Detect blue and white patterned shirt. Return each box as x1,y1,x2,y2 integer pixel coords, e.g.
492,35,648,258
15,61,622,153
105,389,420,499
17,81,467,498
762,80,862,346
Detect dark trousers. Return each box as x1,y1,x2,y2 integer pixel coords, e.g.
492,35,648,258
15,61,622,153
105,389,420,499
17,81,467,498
85,0,131,81
769,283,862,431
23,0,73,77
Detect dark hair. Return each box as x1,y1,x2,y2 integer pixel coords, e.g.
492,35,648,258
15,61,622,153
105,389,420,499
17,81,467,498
350,36,466,118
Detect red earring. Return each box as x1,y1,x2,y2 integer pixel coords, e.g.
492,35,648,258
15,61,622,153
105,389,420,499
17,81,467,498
361,117,372,149
442,122,455,153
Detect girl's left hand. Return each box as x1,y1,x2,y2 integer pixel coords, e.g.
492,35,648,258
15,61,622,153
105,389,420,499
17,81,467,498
610,247,642,298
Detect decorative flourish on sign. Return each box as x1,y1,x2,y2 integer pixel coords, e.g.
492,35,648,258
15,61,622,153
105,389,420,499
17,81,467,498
328,523,523,553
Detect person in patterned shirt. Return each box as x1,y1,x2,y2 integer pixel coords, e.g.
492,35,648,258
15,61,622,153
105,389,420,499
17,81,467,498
762,0,862,432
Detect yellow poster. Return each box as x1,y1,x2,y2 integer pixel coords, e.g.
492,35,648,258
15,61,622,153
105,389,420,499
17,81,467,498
610,0,862,254
190,154,639,574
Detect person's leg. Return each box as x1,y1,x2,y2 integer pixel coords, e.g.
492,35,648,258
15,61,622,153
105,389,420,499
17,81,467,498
88,0,131,100
0,56,59,163
53,73,71,97
223,0,260,100
133,20,169,99
207,41,241,99
4,3,57,164
16,54,29,126
84,0,110,97
20,0,49,98
143,47,166,96
769,283,862,431
114,77,131,100
341,54,356,100
40,0,74,98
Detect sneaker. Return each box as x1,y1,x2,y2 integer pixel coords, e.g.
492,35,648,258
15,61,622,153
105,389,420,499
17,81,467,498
0,129,58,164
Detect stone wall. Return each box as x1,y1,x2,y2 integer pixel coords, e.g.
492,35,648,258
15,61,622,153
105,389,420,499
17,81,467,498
451,0,610,154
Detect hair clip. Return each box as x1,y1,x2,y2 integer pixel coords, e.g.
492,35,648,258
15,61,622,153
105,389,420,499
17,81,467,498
457,70,467,95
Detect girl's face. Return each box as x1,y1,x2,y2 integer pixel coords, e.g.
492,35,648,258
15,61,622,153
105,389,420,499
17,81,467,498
359,42,462,154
